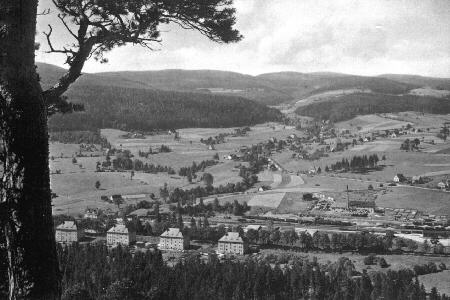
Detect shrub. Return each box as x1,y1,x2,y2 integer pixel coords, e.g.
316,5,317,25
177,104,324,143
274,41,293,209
378,257,388,268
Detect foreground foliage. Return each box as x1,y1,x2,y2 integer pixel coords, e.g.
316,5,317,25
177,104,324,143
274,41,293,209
45,245,448,299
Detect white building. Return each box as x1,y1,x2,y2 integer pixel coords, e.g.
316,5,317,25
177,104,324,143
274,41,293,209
107,224,136,247
159,228,189,251
437,182,447,189
55,221,83,244
84,209,98,219
244,225,262,233
217,232,247,255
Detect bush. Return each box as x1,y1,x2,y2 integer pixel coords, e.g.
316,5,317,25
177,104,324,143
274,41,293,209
378,257,388,268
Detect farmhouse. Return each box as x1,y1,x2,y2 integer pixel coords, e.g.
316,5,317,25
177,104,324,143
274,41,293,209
217,232,248,255
393,174,406,183
244,225,262,233
107,224,136,247
437,182,447,189
348,200,376,213
55,221,83,244
159,228,190,251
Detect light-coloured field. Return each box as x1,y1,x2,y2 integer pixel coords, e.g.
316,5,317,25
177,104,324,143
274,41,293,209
409,88,450,98
376,187,450,215
248,192,286,208
336,114,410,132
51,124,301,215
419,270,450,295
336,112,450,134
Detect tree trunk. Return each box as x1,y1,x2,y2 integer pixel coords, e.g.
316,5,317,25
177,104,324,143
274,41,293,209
0,0,61,299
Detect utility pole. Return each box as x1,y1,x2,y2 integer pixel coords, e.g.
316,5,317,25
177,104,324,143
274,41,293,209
346,185,350,210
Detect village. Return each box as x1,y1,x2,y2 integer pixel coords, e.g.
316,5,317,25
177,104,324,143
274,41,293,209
50,114,450,267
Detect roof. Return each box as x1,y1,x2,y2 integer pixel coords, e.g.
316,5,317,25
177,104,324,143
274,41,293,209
349,200,376,208
245,225,262,231
160,228,184,238
218,232,244,243
56,221,77,230
107,224,130,234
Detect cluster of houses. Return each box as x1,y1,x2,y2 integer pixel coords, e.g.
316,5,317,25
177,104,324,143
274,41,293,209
55,221,249,255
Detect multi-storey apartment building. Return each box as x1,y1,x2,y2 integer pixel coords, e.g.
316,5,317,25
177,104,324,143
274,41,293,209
55,221,83,244
217,232,247,255
107,224,136,247
159,228,189,251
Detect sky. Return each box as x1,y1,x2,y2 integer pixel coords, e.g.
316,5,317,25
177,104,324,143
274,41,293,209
36,0,450,77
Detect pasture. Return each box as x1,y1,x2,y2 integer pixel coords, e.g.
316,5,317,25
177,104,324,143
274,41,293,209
51,123,298,215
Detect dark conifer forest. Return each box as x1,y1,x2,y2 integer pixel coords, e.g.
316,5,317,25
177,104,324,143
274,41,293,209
295,93,450,122
6,244,442,300
47,86,283,132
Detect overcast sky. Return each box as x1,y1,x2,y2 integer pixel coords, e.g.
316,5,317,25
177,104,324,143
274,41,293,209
36,0,450,77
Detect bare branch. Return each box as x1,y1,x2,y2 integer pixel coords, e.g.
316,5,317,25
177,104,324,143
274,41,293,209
37,8,51,16
57,14,79,41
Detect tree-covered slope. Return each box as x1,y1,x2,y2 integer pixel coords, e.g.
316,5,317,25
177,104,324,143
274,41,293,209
379,74,450,90
295,93,450,122
48,85,282,131
257,72,417,98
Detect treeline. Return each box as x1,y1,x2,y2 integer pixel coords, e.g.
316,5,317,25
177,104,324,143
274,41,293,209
48,85,283,131
326,154,380,172
295,93,450,122
98,151,176,174
178,159,219,178
400,138,421,151
109,156,176,175
177,198,250,217
34,244,448,300
168,183,249,205
246,228,395,253
137,145,172,158
49,130,110,147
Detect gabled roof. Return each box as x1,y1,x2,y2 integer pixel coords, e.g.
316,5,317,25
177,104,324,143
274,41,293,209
245,225,262,231
219,232,244,243
160,228,184,238
107,224,130,234
56,221,77,230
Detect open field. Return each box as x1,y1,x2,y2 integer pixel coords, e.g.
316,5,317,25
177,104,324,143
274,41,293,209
336,112,450,133
337,114,411,132
419,270,450,295
51,114,450,218
376,187,450,215
51,123,300,215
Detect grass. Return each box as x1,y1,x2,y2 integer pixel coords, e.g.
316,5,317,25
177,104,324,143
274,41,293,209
51,124,296,215
376,187,450,215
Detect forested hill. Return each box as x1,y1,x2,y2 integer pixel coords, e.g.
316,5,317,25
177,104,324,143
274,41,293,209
37,63,293,105
378,74,450,90
256,72,417,98
47,85,282,131
38,63,436,106
295,93,450,122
